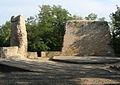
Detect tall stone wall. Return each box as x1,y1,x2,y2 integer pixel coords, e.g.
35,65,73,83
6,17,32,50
10,15,28,57
62,20,114,56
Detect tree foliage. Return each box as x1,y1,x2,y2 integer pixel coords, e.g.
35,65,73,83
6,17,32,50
26,5,71,52
72,15,83,20
85,13,97,20
98,17,105,21
0,21,11,47
110,6,120,56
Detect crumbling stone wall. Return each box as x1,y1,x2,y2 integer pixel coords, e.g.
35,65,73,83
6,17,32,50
27,52,38,59
41,51,61,58
10,15,28,57
0,15,38,59
0,46,19,58
62,20,114,56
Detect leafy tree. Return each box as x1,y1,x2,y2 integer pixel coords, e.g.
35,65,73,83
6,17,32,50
72,15,83,20
26,16,47,52
26,5,71,52
0,21,11,46
85,13,97,20
98,17,105,21
110,6,120,56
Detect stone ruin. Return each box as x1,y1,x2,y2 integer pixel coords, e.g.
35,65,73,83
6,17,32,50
10,15,28,57
0,15,37,59
0,15,115,59
61,20,114,56
41,20,115,58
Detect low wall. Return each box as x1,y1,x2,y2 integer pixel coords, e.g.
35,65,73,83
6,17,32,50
27,52,38,59
41,51,61,59
0,46,19,58
0,47,38,59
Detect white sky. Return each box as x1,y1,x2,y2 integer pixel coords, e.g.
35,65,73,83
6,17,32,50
0,0,120,25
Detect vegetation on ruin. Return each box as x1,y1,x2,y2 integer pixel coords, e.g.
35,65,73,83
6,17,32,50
0,5,120,56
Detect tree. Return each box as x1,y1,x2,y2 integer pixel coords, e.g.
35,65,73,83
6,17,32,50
0,21,11,46
98,17,105,21
26,5,71,52
85,13,97,20
110,6,120,56
72,15,83,20
26,16,48,52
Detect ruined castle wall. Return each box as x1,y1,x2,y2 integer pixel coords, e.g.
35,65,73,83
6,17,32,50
62,20,114,56
0,15,38,59
10,15,28,58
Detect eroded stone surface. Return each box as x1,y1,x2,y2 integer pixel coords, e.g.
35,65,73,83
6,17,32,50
0,46,19,58
27,52,38,59
62,20,114,56
10,15,27,58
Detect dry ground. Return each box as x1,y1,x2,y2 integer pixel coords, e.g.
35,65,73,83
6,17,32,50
0,56,120,85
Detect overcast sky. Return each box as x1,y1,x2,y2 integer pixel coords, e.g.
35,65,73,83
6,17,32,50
0,0,120,25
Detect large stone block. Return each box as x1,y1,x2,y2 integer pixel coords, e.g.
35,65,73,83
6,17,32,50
62,20,114,56
0,46,19,58
10,15,27,57
27,52,38,59
41,51,61,59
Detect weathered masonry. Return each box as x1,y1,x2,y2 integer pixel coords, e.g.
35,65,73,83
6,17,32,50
61,20,114,56
0,15,37,59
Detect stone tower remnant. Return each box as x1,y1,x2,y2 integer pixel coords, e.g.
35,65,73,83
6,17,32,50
62,20,114,56
10,15,28,57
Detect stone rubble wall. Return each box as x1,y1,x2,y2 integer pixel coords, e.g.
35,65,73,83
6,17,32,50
61,20,115,56
41,51,61,59
27,52,38,59
0,46,19,58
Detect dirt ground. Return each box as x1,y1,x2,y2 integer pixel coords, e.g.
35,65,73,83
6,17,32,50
0,56,120,85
